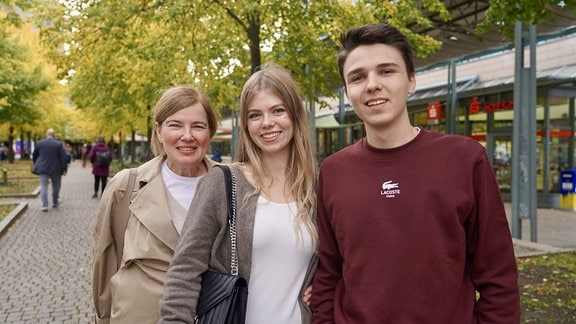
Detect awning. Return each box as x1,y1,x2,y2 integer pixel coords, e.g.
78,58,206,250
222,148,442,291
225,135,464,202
212,134,232,142
411,3,576,70
316,114,342,129
409,64,576,105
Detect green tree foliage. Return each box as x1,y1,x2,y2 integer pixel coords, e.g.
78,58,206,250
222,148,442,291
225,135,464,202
0,2,54,162
24,0,576,154
479,0,576,39
1,0,95,164
34,0,448,122
35,0,203,160
0,8,46,124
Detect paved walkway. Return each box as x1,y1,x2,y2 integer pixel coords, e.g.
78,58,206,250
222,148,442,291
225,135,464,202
0,161,98,323
506,204,576,257
0,161,575,322
506,202,576,257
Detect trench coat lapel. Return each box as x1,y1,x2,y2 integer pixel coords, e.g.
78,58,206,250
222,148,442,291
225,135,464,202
129,175,179,251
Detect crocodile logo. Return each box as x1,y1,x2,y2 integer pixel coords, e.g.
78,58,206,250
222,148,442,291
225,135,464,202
381,180,400,197
382,181,399,190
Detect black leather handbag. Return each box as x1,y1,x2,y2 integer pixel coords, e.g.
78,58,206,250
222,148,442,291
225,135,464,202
195,165,248,324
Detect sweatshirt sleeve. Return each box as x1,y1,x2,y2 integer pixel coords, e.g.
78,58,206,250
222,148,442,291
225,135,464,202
468,150,521,322
310,169,340,323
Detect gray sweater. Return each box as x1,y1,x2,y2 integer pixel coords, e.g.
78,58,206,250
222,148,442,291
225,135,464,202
159,164,318,323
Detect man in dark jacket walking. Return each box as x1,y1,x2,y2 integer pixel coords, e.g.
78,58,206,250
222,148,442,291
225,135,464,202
32,128,68,212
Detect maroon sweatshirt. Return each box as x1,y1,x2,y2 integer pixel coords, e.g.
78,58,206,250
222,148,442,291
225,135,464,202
311,129,520,323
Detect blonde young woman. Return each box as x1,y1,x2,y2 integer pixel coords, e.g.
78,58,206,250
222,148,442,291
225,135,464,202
160,63,318,323
92,85,218,323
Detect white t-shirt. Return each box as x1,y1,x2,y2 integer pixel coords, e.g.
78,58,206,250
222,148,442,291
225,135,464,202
161,161,202,233
245,196,313,324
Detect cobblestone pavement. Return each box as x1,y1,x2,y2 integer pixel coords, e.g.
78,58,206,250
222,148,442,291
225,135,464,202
0,161,98,323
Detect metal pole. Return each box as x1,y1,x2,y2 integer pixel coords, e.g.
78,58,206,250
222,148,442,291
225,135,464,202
231,112,238,160
528,25,538,241
338,87,346,149
511,22,538,241
445,60,457,134
309,99,317,154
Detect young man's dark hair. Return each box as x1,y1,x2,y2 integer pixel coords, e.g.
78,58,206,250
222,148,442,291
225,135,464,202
337,23,415,86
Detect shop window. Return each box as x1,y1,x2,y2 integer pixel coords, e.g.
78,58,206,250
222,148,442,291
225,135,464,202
546,96,572,193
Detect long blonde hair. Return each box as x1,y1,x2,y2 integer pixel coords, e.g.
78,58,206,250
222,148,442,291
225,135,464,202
236,63,318,249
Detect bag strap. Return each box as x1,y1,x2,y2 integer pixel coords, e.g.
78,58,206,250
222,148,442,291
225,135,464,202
112,168,137,268
215,165,238,275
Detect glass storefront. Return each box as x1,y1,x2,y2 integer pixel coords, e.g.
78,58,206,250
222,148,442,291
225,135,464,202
409,85,576,206
316,116,364,163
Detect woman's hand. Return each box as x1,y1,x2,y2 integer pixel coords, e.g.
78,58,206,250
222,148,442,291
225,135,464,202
303,285,313,306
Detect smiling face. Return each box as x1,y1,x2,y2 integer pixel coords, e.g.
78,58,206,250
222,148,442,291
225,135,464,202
343,43,416,132
155,103,210,177
246,89,294,160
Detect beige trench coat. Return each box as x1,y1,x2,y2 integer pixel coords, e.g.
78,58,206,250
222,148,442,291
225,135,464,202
92,155,212,324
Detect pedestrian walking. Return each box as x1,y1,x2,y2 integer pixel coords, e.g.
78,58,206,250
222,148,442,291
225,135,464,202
81,143,89,167
89,136,111,198
32,128,68,212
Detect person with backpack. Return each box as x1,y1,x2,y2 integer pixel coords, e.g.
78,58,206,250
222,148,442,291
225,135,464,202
89,136,111,198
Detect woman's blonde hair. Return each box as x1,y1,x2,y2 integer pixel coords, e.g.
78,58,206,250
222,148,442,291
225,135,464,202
236,63,318,248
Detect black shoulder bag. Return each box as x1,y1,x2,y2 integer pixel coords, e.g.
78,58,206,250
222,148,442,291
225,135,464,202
195,165,248,324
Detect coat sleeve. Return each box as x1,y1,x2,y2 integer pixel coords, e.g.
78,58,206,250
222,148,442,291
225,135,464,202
92,169,131,324
89,147,96,164
59,143,68,173
32,144,39,163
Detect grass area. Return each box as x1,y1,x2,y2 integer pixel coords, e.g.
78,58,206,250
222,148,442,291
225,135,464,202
0,160,35,178
0,160,574,321
0,159,139,199
0,204,16,222
0,161,37,223
518,252,576,323
0,180,38,195
0,160,38,195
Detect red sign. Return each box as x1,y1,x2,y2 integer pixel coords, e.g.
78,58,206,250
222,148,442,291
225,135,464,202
469,96,514,114
427,102,443,120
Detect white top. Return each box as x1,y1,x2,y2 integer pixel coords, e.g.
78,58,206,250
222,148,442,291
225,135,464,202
245,196,313,324
161,161,202,233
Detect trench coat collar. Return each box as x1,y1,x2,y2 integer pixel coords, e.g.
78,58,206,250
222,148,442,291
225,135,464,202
130,172,178,250
128,155,213,251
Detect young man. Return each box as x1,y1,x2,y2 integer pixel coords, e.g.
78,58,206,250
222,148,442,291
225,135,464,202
311,23,520,323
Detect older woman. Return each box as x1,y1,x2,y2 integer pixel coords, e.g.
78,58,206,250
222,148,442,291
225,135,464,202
92,85,218,323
